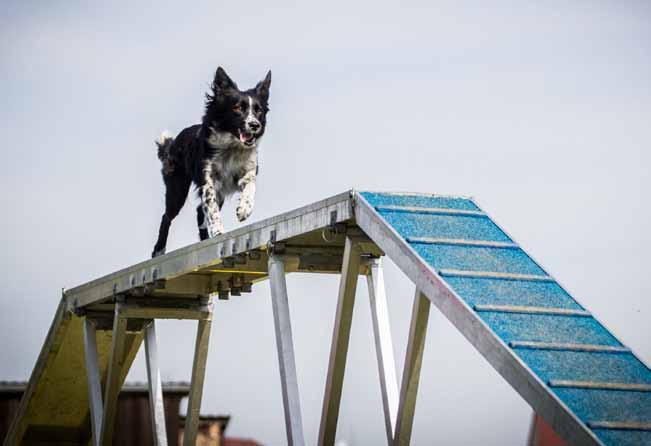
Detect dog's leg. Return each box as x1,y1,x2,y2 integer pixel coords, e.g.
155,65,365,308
197,189,225,240
196,205,209,241
236,169,256,222
152,175,191,257
200,168,225,238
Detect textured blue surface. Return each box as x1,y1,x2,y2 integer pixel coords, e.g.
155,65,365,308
595,429,651,446
412,244,546,275
480,313,622,346
444,277,584,309
360,192,651,446
554,388,651,422
378,211,511,242
516,350,651,384
360,192,480,211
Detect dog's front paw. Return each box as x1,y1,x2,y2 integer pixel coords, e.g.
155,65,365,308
207,221,224,238
236,200,253,222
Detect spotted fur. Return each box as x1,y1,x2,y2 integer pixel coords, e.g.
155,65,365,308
152,67,271,257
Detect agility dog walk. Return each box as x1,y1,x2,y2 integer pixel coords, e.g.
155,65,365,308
5,191,649,446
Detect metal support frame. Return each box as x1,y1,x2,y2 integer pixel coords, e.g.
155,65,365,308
366,257,399,445
394,289,430,446
182,312,213,446
100,302,128,446
82,299,212,446
319,236,362,446
268,254,306,446
83,318,103,446
145,320,168,446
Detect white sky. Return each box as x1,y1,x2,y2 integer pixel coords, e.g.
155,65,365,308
1,1,650,445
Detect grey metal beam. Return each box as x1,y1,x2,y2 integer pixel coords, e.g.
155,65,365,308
145,321,168,446
393,290,430,446
100,303,128,446
318,236,362,446
269,255,306,446
66,191,353,309
83,318,103,446
366,257,399,445
121,303,212,321
183,311,213,446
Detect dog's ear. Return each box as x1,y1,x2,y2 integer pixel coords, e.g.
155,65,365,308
212,67,238,93
255,70,272,103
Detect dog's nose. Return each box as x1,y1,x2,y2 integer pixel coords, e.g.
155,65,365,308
248,121,260,132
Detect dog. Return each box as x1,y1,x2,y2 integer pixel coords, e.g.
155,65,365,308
152,67,271,257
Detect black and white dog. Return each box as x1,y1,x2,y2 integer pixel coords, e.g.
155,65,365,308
152,67,271,257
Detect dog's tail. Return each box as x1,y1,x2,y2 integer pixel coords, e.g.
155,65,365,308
156,130,175,175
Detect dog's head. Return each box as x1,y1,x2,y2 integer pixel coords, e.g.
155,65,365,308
204,67,271,149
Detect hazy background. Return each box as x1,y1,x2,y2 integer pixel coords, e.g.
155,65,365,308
1,1,650,444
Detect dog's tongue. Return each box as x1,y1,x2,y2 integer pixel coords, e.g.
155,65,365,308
239,131,254,143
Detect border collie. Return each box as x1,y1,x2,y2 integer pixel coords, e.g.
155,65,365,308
152,67,271,257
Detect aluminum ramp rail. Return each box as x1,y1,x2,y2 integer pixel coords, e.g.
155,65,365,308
4,190,649,446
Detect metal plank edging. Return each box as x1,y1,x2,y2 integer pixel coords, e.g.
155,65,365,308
375,205,486,218
548,380,651,392
474,305,592,317
439,269,554,282
407,237,519,249
509,341,630,354
587,421,651,431
352,190,605,446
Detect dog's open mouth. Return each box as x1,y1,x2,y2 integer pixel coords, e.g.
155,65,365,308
238,129,256,146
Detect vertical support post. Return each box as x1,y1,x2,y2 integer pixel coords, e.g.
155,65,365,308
83,318,103,446
318,236,362,446
100,303,128,446
528,411,537,446
145,320,168,446
366,257,399,445
393,289,430,446
183,309,213,446
268,255,306,446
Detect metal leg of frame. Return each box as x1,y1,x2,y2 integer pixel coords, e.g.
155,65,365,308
268,255,306,446
393,289,430,446
83,318,103,446
100,303,128,446
527,411,537,446
366,257,399,445
318,236,362,446
183,312,213,446
145,320,168,446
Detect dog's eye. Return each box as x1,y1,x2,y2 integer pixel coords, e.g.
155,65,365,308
232,104,242,112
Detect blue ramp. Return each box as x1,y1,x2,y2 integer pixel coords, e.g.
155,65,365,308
354,191,650,446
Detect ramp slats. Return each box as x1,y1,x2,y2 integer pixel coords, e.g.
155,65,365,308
482,313,621,346
517,349,651,384
407,237,519,249
594,430,651,446
377,211,512,242
414,244,546,275
360,191,651,446
445,277,584,310
556,388,651,424
375,205,487,217
473,304,591,317
548,381,651,392
360,191,480,211
438,269,553,282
